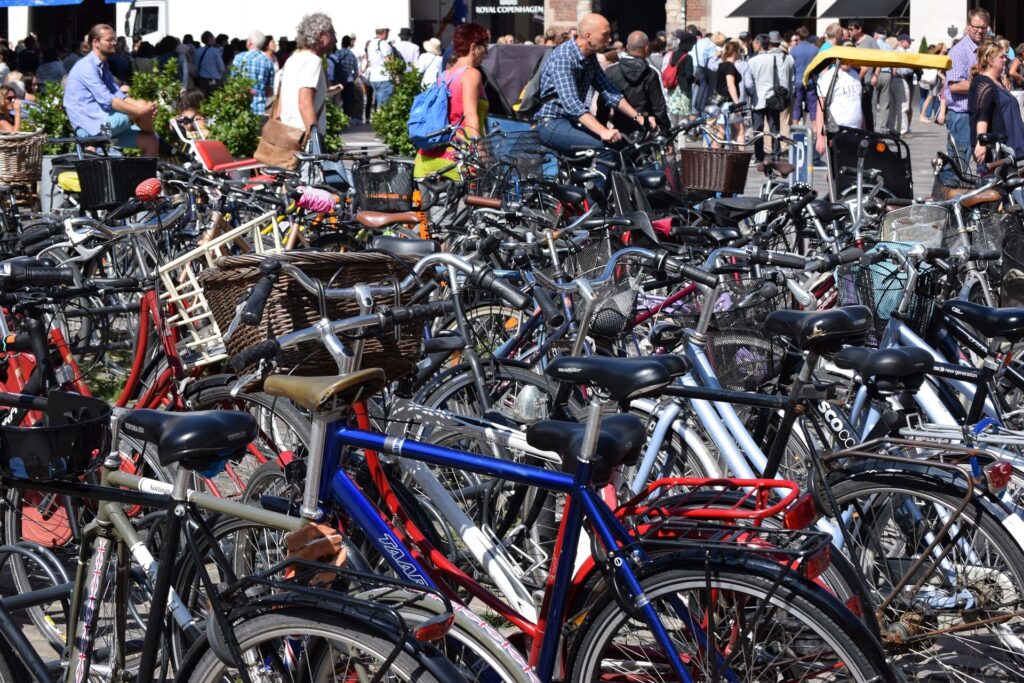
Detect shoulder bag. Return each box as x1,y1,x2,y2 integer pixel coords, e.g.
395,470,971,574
254,76,325,170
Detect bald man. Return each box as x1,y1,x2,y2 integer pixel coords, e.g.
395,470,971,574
534,12,644,192
600,30,669,135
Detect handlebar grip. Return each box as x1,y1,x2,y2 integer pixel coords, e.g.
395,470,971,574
1,266,76,287
969,248,1002,261
808,247,864,271
788,189,818,217
860,250,889,266
752,198,789,213
664,257,718,287
472,266,532,311
19,222,63,246
229,339,281,373
86,277,142,290
533,286,565,328
466,195,503,209
239,259,282,326
386,300,457,326
22,235,63,257
475,232,503,257
103,197,145,224
749,248,807,269
923,247,950,260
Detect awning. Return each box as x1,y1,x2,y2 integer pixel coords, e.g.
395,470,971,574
803,46,952,84
0,0,83,5
727,0,815,18
818,0,906,18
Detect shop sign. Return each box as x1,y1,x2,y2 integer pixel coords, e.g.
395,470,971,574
475,0,543,14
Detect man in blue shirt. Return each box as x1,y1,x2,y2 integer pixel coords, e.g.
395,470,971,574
64,24,157,156
534,12,643,192
789,26,818,126
194,31,225,94
692,29,713,113
232,30,275,116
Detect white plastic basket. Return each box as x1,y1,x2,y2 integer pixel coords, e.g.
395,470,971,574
880,204,948,247
158,210,283,368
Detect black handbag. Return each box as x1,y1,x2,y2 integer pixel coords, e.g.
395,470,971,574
765,55,791,113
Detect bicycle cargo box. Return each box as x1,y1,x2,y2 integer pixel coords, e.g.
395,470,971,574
352,158,414,212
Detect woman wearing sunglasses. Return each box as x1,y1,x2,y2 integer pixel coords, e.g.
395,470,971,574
0,85,21,132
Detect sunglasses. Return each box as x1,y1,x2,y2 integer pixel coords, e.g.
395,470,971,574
4,96,14,101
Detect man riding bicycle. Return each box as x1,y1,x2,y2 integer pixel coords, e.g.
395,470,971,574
533,13,645,193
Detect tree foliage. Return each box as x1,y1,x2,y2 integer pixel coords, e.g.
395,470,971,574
25,82,74,154
201,73,263,157
371,57,422,155
130,57,183,144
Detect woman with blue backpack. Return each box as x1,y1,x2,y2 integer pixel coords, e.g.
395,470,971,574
412,23,490,181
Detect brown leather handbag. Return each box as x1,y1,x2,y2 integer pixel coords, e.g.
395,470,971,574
254,82,318,170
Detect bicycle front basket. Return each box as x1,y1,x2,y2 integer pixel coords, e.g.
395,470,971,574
0,391,111,480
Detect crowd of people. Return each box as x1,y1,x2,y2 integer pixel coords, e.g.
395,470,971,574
1,4,1018,196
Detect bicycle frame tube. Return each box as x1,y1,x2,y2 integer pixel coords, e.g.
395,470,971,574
332,426,713,683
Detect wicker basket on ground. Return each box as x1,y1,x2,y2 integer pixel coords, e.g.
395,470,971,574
0,131,43,184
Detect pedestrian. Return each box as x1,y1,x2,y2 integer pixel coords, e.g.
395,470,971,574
1008,43,1024,121
63,24,158,156
692,28,713,115
16,36,39,75
894,33,914,134
394,28,420,69
413,22,489,181
278,12,333,142
261,35,280,92
813,60,863,158
63,40,88,72
416,37,443,89
231,30,275,116
789,27,818,126
365,27,397,112
748,32,794,164
194,31,225,94
36,47,65,86
713,40,744,145
330,35,360,120
601,31,670,135
848,19,878,131
664,30,695,134
940,8,990,188
970,41,1024,172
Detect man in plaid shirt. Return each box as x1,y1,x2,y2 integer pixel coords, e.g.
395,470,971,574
232,29,275,117
534,13,644,192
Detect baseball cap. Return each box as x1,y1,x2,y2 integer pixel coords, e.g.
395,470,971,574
898,33,912,42
738,31,750,40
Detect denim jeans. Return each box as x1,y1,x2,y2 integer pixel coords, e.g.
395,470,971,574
791,82,817,123
939,109,970,187
536,118,620,196
371,80,394,109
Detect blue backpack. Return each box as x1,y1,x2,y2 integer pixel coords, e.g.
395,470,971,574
408,67,466,150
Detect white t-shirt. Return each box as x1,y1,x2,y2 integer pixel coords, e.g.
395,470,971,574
817,64,863,129
416,53,442,87
366,39,395,82
278,50,327,135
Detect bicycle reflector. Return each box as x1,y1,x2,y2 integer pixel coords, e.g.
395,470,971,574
783,492,818,530
801,545,831,581
412,612,455,642
985,461,1014,493
135,177,163,201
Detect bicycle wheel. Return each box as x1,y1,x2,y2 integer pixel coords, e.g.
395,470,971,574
830,472,1024,680
569,557,894,682
181,609,449,683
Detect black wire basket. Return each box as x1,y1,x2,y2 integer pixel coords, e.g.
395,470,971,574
73,157,158,211
0,392,111,480
671,278,790,391
352,158,415,212
835,256,939,346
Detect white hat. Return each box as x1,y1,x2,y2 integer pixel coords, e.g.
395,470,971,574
423,37,442,55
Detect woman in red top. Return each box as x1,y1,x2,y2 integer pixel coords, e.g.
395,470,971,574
414,23,490,180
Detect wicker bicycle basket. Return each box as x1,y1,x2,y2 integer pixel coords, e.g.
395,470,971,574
200,251,422,379
676,148,752,195
671,278,790,391
0,131,43,184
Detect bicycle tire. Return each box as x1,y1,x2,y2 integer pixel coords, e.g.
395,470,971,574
829,472,1024,680
179,609,449,683
568,557,896,682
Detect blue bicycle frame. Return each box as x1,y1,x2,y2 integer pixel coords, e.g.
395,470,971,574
314,420,725,683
